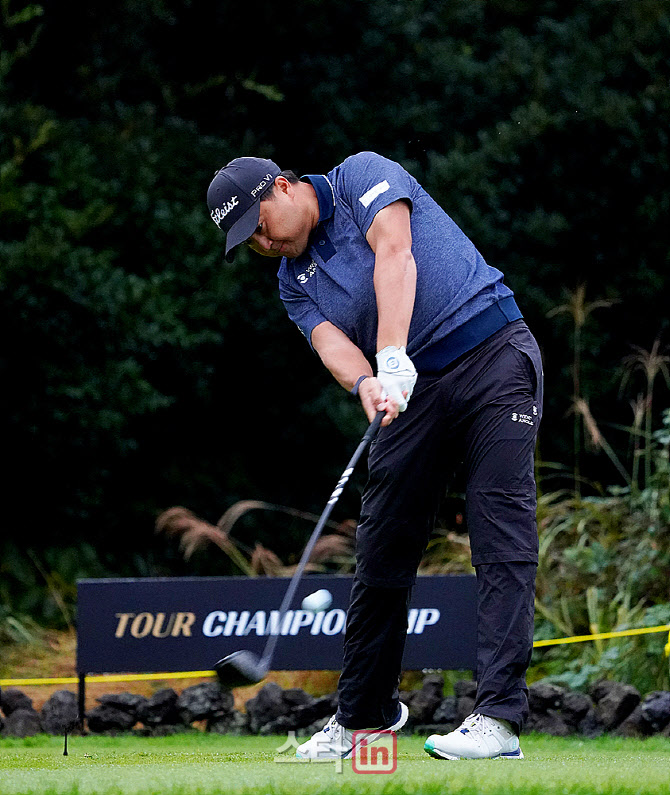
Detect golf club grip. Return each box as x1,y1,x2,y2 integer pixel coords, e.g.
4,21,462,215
259,411,384,668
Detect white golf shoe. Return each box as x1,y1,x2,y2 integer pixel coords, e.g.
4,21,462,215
295,702,409,760
424,713,524,760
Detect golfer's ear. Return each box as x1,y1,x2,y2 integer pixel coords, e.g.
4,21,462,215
274,176,291,196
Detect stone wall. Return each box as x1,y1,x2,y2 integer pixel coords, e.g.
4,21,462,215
2,678,670,739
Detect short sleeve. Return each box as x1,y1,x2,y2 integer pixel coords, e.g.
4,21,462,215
337,152,415,237
278,265,327,349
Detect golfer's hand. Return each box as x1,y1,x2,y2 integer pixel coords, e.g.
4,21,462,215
375,346,417,412
357,376,399,426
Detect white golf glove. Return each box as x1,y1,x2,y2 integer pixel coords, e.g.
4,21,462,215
375,345,417,412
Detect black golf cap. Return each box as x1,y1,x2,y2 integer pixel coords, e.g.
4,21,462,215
207,157,281,257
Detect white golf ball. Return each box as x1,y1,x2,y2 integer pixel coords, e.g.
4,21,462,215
301,588,333,613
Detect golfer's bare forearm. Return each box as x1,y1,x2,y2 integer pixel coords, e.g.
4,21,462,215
312,321,373,391
374,246,416,350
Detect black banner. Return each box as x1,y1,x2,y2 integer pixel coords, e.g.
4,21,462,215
76,575,477,674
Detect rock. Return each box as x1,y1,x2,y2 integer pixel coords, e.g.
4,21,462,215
456,696,476,723
208,710,250,735
528,683,565,713
86,705,137,733
414,723,452,736
640,691,670,733
260,691,336,733
433,696,458,726
578,707,605,738
281,689,315,709
41,690,79,734
257,687,317,732
137,689,182,727
1,688,33,717
290,693,338,729
592,682,640,731
422,674,446,692
293,693,338,727
176,682,233,724
1,708,41,737
561,692,593,729
453,680,477,699
526,709,571,736
589,680,618,704
259,715,296,735
245,683,290,733
97,693,148,716
612,706,653,738
406,675,444,724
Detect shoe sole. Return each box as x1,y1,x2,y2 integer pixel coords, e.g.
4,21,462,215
296,703,410,761
424,739,524,760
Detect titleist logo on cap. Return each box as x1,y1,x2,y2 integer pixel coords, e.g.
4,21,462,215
210,196,239,226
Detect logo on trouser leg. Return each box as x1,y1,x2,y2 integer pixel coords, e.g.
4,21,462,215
511,409,535,425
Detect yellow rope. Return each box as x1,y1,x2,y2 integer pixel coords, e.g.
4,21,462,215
1,623,668,687
0,671,215,686
532,623,670,648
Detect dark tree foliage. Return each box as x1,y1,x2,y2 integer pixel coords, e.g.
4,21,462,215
1,0,668,619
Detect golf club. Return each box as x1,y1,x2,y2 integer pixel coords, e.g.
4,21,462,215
214,411,385,688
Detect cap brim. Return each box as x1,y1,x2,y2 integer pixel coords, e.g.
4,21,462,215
224,201,261,255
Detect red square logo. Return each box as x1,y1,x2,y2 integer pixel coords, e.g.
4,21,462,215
351,730,397,774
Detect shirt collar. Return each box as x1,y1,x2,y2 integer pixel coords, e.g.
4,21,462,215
301,174,336,223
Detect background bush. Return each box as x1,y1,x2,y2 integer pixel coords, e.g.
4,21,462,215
1,1,668,688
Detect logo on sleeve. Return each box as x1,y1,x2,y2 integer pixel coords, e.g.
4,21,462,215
359,180,390,208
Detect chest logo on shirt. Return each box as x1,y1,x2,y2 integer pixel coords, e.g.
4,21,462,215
297,260,318,284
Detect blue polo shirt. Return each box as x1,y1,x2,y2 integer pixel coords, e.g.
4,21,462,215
277,152,520,372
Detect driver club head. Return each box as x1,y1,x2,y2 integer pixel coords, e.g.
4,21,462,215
214,650,268,688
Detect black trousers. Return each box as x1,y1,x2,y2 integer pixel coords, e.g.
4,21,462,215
334,320,543,734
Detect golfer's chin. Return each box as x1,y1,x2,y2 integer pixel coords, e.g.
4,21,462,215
276,242,307,259
251,240,307,259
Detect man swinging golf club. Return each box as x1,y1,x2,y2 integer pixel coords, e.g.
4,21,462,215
206,151,543,761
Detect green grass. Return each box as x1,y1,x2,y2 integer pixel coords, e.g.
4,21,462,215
1,733,669,795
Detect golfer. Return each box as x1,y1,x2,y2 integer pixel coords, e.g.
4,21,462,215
207,152,543,761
